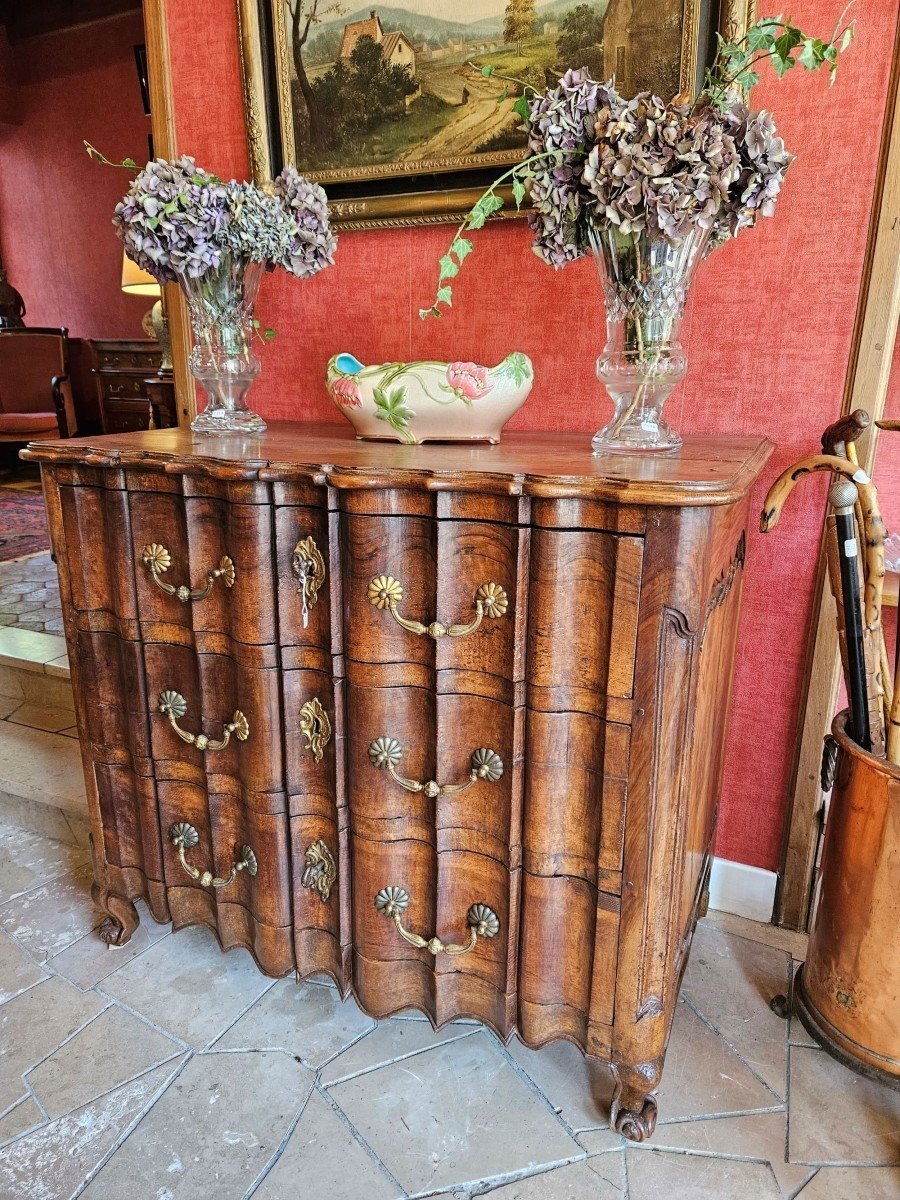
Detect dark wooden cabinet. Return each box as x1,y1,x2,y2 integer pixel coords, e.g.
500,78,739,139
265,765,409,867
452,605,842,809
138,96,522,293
89,339,176,433
24,423,772,1142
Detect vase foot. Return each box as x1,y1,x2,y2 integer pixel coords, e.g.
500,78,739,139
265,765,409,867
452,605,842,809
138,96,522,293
592,422,682,455
190,408,267,435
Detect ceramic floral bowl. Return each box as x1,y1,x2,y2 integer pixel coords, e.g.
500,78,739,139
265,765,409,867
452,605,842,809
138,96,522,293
326,352,534,444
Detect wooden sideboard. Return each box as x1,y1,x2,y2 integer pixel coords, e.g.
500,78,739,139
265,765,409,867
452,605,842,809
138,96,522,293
23,424,772,1141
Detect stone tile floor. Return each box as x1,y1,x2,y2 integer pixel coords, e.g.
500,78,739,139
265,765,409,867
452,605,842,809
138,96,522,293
0,552,63,634
0,820,897,1199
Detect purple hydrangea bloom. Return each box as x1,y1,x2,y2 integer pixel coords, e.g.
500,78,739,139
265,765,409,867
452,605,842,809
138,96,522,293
273,167,338,280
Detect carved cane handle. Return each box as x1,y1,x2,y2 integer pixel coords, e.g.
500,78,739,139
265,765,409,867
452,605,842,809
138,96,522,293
142,544,235,603
367,576,508,640
368,738,503,798
821,409,871,454
169,822,257,889
374,887,499,957
158,691,249,751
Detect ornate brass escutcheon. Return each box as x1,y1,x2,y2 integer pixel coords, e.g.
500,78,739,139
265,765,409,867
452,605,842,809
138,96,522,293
299,698,331,763
367,575,508,640
374,886,499,957
169,822,257,889
142,543,235,603
302,839,337,902
368,738,503,799
157,691,249,751
292,536,325,629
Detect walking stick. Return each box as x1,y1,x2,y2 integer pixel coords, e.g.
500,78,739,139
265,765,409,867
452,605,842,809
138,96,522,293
828,480,871,750
760,454,886,635
822,411,892,734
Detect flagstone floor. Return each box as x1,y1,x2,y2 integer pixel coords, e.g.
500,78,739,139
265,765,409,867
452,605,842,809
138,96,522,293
0,819,897,1199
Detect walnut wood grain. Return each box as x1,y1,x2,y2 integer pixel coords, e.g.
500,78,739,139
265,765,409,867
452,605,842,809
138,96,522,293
28,423,772,1139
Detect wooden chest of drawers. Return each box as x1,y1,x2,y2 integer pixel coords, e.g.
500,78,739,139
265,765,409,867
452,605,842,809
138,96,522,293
89,339,163,434
24,424,772,1142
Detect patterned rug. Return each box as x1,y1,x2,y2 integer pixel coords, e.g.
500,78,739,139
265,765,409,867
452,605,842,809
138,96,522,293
0,489,51,560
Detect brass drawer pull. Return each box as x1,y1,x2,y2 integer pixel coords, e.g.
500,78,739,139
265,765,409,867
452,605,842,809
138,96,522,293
142,543,235,603
302,839,337,902
368,576,508,640
169,822,257,889
368,738,503,798
292,536,325,629
158,691,249,751
375,887,499,957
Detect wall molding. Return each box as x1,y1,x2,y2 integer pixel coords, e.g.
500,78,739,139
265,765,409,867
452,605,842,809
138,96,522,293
709,857,778,924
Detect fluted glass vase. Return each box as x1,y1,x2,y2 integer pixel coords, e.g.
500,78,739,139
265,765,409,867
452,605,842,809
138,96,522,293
181,255,267,435
588,224,710,454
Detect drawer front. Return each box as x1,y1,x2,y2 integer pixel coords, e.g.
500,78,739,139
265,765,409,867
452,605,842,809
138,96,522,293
342,512,523,702
274,503,331,667
157,779,294,977
94,762,169,928
351,833,515,1033
75,630,151,772
102,403,151,435
346,683,517,862
144,644,284,802
527,528,642,722
130,487,277,648
518,873,620,1056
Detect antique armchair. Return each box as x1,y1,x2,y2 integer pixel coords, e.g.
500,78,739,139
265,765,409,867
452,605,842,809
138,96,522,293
0,327,77,442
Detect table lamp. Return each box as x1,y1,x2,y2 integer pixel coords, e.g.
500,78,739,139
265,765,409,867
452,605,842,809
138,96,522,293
121,253,172,371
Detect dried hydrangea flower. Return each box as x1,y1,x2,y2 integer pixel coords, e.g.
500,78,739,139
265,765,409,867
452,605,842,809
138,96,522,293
711,104,795,246
223,181,297,264
273,167,338,280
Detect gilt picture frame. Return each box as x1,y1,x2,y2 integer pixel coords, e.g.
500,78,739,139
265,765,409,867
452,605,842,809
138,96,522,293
237,0,756,229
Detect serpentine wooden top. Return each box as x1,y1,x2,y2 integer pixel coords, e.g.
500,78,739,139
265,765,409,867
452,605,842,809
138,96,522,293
23,423,773,507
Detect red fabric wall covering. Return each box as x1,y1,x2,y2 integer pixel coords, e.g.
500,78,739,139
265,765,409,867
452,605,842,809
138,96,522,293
0,12,150,339
165,0,898,870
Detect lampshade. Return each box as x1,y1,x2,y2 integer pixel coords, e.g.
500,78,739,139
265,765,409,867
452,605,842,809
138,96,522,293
121,252,161,297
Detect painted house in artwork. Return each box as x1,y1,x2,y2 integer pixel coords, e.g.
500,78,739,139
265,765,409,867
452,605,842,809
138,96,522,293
339,9,417,75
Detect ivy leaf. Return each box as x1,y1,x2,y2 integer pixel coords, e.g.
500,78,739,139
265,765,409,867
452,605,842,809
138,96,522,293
419,306,440,320
512,177,526,207
747,24,776,51
513,94,530,121
840,25,855,51
770,45,796,76
496,84,509,105
451,237,473,263
482,193,504,216
122,157,137,169
439,254,459,280
481,64,495,77
468,205,487,230
264,328,277,341
437,286,453,307
799,38,825,70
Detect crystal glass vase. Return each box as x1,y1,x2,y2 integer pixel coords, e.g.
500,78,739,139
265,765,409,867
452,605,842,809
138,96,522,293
588,224,710,454
181,256,267,435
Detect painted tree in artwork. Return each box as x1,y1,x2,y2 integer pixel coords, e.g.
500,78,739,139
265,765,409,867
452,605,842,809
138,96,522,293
504,0,537,56
287,0,345,150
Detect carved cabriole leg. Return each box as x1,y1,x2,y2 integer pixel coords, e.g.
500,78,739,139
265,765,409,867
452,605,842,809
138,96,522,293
92,882,140,947
609,1057,661,1142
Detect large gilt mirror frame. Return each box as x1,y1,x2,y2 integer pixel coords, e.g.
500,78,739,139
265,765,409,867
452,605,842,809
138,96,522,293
237,0,756,231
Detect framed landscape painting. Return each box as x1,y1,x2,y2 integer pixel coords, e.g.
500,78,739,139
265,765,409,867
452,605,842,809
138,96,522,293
238,0,753,228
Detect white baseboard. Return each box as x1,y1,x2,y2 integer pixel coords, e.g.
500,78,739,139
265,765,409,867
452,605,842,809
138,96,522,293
708,856,778,923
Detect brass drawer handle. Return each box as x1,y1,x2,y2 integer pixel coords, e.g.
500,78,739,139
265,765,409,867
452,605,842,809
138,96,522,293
292,536,325,629
142,543,235,603
368,738,503,798
368,576,508,640
158,691,249,751
375,887,499,957
169,822,257,889
302,839,337,902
